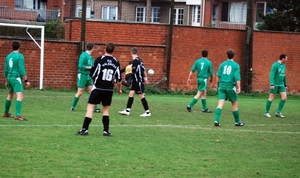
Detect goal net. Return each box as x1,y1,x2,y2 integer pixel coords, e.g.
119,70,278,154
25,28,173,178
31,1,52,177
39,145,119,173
0,23,45,89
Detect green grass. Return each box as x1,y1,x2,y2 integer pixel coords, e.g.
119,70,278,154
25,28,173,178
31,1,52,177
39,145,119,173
0,89,299,178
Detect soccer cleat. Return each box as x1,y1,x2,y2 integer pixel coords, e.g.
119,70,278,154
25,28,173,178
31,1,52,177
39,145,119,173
70,107,75,111
202,109,212,113
94,109,101,113
103,131,112,136
3,113,14,118
275,112,285,118
119,110,130,116
186,106,192,112
77,130,88,135
140,112,151,117
235,121,245,126
214,121,220,127
14,116,28,121
264,113,271,118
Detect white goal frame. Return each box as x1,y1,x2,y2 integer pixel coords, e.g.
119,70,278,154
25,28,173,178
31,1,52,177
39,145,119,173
0,23,45,89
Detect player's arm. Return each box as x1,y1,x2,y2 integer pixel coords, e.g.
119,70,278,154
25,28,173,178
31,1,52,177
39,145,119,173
284,76,287,88
269,64,276,87
209,62,214,83
187,71,193,84
116,66,122,94
236,80,241,94
78,55,91,70
19,55,30,87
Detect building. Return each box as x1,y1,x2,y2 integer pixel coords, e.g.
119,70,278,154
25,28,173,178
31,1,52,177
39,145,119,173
0,0,269,30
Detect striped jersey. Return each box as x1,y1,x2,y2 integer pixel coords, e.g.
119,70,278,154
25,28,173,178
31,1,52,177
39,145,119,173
132,57,146,83
90,55,121,91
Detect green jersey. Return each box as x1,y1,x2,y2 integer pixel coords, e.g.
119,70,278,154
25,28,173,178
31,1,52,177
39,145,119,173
190,57,214,80
270,61,286,86
216,59,240,89
78,51,94,75
4,51,26,79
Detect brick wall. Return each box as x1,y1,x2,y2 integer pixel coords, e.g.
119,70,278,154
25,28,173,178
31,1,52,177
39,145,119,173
0,21,299,93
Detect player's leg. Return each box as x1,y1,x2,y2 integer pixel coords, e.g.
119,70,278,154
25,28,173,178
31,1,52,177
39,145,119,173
265,87,277,117
3,81,14,118
71,73,86,111
214,89,226,126
77,90,98,135
275,87,287,118
101,91,113,136
12,78,27,121
138,92,151,117
119,84,136,115
87,85,101,113
187,90,201,112
200,79,212,113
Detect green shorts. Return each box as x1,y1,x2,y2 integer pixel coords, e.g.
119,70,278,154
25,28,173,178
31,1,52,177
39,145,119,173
77,73,93,88
197,78,208,91
270,86,286,94
7,77,24,92
218,88,238,102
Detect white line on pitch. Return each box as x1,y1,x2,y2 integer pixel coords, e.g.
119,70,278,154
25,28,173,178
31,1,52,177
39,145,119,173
0,124,299,134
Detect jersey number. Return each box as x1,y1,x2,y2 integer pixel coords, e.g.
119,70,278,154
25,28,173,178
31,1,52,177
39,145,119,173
102,69,114,81
223,65,232,75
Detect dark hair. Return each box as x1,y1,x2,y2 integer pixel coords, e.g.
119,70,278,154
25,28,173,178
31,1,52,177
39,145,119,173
105,43,115,53
279,54,287,60
86,42,94,50
12,41,20,50
131,47,138,54
227,49,234,59
128,61,133,65
202,49,208,57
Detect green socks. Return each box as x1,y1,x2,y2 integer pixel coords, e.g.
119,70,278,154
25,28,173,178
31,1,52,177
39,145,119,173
188,98,198,108
201,99,207,110
265,100,272,113
4,99,11,114
277,100,285,113
15,100,22,116
71,96,79,108
233,110,240,123
214,108,222,123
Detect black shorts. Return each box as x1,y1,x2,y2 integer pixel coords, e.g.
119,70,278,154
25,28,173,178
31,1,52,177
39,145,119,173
88,89,113,106
130,82,144,94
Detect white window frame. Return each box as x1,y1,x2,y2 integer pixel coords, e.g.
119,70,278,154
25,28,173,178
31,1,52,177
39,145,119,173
172,8,184,25
14,0,46,10
135,7,160,23
102,6,118,20
192,5,201,26
221,2,247,23
75,5,91,18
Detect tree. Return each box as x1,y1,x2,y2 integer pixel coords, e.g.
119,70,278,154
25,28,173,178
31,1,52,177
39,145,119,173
257,0,300,32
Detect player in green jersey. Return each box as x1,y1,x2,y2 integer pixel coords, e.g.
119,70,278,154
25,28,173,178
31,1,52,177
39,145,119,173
264,54,288,118
70,42,100,112
186,49,214,113
3,41,30,121
214,49,244,127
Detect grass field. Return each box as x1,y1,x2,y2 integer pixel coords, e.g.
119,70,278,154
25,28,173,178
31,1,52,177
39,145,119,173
0,89,299,178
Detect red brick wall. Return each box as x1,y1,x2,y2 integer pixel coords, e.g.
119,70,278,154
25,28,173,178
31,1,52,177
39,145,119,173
0,21,299,93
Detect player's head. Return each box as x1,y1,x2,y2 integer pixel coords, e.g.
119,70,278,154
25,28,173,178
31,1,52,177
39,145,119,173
279,54,287,60
105,43,115,54
131,47,138,55
202,49,208,57
12,41,20,51
227,49,234,59
86,42,94,51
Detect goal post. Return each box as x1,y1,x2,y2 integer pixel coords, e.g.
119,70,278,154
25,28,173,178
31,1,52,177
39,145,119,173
0,23,45,90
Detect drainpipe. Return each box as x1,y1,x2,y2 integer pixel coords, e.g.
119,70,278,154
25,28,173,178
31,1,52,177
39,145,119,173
201,0,205,26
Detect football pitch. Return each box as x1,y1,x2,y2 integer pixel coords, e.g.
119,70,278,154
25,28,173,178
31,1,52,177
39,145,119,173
0,89,299,178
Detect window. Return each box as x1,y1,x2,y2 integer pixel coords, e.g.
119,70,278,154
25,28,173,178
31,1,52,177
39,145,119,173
221,2,247,23
173,8,184,25
15,0,45,10
75,5,91,18
192,5,201,24
135,7,160,23
256,2,273,22
102,6,118,20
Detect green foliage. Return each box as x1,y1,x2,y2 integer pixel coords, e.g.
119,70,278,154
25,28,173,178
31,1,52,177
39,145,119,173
258,0,300,32
44,20,65,39
0,89,299,177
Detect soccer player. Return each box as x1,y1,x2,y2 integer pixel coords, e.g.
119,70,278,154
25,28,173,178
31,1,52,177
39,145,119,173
186,49,214,113
70,42,100,112
214,49,244,127
3,41,30,121
119,47,151,117
77,43,122,136
264,54,288,118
